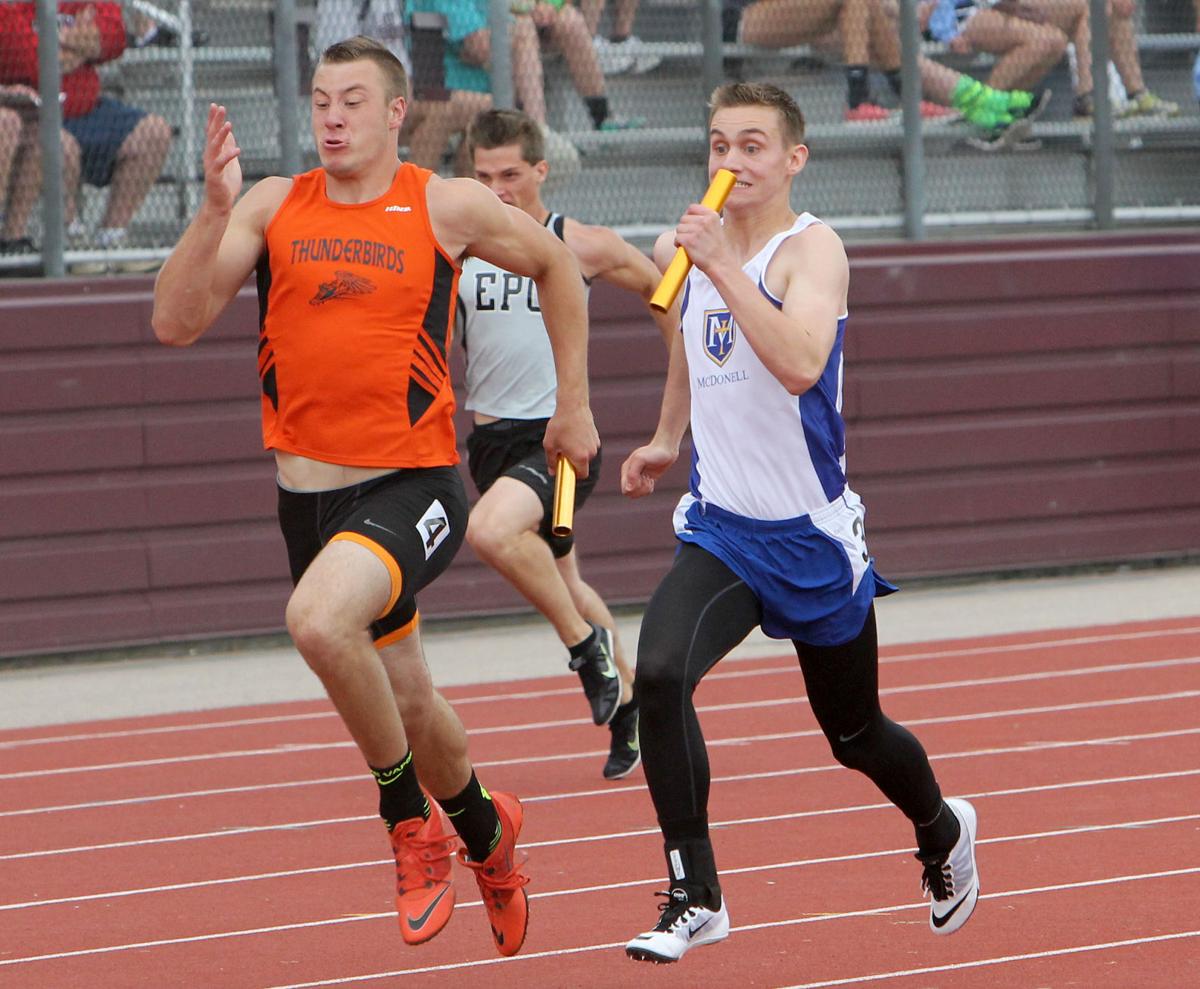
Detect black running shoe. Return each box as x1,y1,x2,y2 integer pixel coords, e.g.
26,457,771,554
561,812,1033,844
568,624,621,726
603,702,640,779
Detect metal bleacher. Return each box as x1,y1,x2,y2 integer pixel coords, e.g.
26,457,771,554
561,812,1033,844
98,0,1200,247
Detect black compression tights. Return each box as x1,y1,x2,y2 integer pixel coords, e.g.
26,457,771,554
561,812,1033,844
635,543,944,844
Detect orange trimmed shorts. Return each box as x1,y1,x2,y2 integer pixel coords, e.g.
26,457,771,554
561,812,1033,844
277,466,467,646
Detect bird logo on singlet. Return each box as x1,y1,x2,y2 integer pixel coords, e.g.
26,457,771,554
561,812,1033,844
703,309,736,367
309,270,377,306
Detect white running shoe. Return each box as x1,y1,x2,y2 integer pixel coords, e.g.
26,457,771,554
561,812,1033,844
919,797,980,935
592,35,635,74
625,887,730,963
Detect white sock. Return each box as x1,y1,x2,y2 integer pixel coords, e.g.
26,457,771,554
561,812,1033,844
96,227,127,248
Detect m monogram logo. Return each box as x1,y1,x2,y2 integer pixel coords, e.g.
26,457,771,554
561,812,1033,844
703,309,736,366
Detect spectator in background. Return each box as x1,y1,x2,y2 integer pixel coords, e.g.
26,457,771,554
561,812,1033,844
1087,0,1178,117
731,0,1046,143
316,1,409,71
0,106,20,210
0,2,172,267
0,89,41,259
923,0,1177,118
399,1,582,180
735,0,933,121
580,0,663,74
126,5,210,49
512,1,643,130
920,0,1068,104
403,0,492,172
1193,0,1200,108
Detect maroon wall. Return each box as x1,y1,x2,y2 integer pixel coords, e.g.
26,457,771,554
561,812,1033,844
2,230,1198,658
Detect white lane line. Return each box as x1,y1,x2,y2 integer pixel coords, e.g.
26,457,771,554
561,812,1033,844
8,864,1193,980
4,803,1197,915
4,656,1197,782
3,687,1196,820
777,930,1200,988
260,869,1200,986
1,732,1194,863
4,624,1196,751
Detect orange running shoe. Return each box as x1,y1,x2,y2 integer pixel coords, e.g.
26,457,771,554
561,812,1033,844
457,791,530,956
919,100,959,120
844,101,891,122
391,802,458,945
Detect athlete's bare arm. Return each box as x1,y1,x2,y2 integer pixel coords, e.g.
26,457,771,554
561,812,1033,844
620,231,691,499
676,205,847,394
564,220,678,349
428,176,599,476
153,104,290,346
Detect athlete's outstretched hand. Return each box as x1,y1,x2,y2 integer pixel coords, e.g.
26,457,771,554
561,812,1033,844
204,103,243,214
544,403,600,480
621,441,678,499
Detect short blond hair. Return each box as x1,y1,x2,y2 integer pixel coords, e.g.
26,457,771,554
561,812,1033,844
709,82,805,145
319,35,408,102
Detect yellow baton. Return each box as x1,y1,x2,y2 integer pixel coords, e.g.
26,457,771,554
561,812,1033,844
648,168,738,313
551,455,577,537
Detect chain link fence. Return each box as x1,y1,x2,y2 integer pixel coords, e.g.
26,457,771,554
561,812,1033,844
2,0,1197,276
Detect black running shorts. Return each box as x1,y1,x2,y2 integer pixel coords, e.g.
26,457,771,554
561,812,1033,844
276,466,467,646
465,417,602,559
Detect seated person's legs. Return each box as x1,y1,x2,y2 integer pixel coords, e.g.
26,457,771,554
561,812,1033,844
533,3,640,129
1103,0,1179,115
103,112,172,235
956,8,1068,92
512,13,548,124
63,97,171,247
0,106,20,205
405,90,492,173
739,0,843,46
741,0,902,121
1,123,81,248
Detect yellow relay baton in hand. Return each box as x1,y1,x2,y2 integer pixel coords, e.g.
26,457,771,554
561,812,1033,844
648,168,738,313
552,455,577,537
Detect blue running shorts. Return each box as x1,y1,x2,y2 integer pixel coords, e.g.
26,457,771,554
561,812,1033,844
673,490,897,646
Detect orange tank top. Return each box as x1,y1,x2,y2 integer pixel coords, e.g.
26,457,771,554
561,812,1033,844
256,163,460,467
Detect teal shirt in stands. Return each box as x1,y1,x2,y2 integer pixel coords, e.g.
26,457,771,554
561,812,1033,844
410,0,491,94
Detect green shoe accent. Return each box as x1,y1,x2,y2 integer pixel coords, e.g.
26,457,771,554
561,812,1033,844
951,77,983,112
970,108,1015,131
1005,90,1034,114
957,81,1022,126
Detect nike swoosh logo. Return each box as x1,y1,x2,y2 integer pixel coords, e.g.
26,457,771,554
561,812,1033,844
837,723,869,744
930,886,972,929
689,915,713,938
406,885,451,932
364,518,400,537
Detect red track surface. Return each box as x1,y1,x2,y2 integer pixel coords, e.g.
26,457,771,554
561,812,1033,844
2,617,1199,988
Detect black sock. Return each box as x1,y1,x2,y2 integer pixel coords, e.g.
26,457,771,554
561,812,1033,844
846,65,870,108
610,698,637,729
915,800,960,858
568,624,598,660
370,751,429,831
438,771,502,862
885,69,902,98
585,95,609,129
608,32,630,43
663,837,722,910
